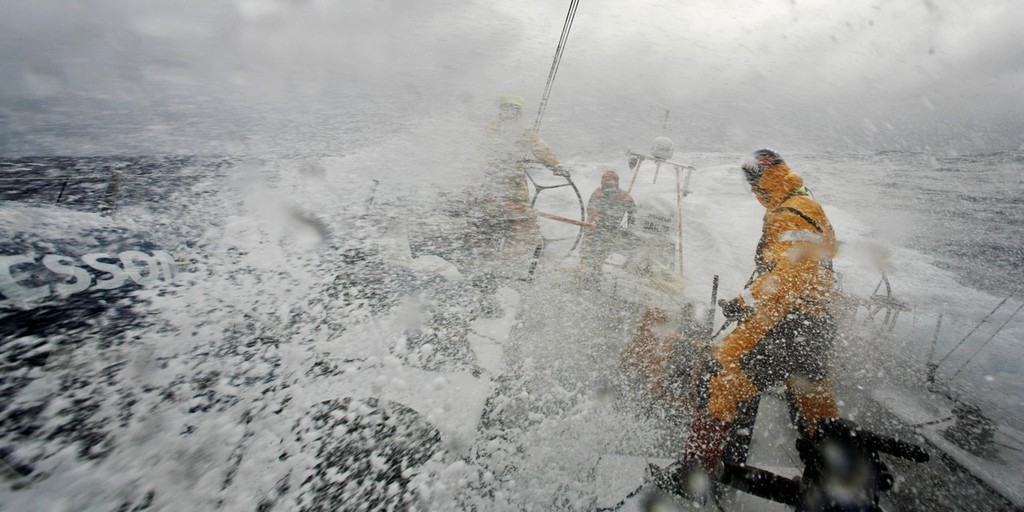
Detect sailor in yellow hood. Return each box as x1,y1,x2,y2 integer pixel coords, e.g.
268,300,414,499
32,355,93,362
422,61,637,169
466,96,568,279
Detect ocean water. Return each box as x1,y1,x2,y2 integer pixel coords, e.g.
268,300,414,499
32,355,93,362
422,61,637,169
6,151,1021,297
800,150,1024,298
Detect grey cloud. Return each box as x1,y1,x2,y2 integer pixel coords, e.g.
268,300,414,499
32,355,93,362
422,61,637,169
0,0,1020,155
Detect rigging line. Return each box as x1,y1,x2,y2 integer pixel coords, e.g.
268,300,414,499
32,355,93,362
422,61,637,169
533,0,580,133
866,337,1024,423
932,287,1020,369
949,300,1024,378
551,2,578,88
534,0,576,133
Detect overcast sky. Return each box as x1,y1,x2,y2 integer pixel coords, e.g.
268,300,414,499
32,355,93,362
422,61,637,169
1,0,1021,155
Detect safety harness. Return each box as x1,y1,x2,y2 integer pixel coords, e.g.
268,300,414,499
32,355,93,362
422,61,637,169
749,187,831,286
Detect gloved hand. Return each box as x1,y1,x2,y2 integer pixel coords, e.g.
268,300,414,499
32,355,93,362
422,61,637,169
719,297,752,321
552,165,571,179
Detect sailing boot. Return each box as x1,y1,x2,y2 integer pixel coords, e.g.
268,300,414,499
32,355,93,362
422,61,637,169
651,412,731,503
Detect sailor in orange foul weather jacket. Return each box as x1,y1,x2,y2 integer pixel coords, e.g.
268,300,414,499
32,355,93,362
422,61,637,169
666,149,842,498
581,170,636,273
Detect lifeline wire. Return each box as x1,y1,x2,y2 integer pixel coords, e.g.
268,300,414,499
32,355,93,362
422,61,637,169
932,287,1020,369
858,310,1024,424
950,300,1024,378
533,0,580,134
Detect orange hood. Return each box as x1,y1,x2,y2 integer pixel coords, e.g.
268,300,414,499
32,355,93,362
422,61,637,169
753,162,804,209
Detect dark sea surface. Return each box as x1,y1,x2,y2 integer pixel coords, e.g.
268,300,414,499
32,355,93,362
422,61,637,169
798,150,1024,298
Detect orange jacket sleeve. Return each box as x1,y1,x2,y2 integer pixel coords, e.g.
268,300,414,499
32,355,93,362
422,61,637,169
523,130,560,169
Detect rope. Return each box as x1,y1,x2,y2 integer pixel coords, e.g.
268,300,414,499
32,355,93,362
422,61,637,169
844,313,1024,425
909,415,954,428
932,287,1019,369
594,481,645,511
884,345,1024,426
950,300,1024,378
533,0,580,133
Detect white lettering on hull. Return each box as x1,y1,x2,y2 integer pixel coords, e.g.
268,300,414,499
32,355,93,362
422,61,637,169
0,250,177,308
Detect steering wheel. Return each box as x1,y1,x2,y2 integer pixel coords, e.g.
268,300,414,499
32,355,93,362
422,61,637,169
523,168,587,255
